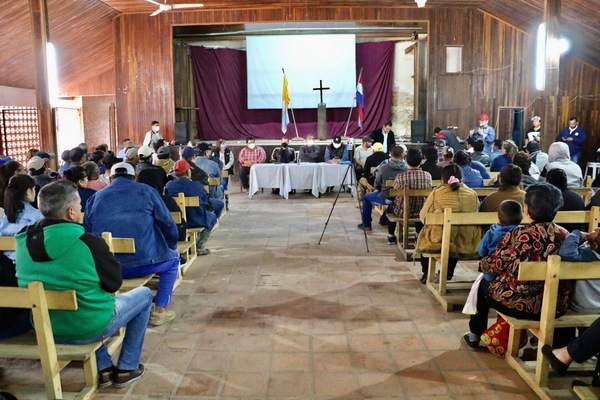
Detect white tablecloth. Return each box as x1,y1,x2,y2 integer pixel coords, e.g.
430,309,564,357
249,163,356,199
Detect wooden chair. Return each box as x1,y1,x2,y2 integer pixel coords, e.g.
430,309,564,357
170,211,197,275
222,170,231,209
499,255,600,400
0,282,104,400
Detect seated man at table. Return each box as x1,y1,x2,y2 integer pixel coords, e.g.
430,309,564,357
324,136,349,164
271,137,296,163
299,134,321,163
238,137,266,193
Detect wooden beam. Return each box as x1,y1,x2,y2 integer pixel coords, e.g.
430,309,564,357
28,0,57,158
541,0,560,152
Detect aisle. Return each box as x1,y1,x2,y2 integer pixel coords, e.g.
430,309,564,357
0,190,542,399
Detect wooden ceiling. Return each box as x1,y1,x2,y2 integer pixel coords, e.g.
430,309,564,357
1,0,598,94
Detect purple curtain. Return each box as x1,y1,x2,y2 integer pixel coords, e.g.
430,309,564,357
191,41,395,140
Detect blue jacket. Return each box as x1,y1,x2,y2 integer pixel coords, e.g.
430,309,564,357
460,165,483,188
195,157,223,199
490,153,511,172
165,178,217,231
472,125,495,155
83,177,178,268
470,160,491,179
556,125,586,156
478,223,519,281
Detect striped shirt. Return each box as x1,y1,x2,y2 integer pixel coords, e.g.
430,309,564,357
238,146,266,165
391,169,432,218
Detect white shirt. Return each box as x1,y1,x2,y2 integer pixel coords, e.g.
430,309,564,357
382,131,389,153
142,130,164,147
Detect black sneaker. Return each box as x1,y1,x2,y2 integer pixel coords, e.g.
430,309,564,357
113,364,145,388
357,223,372,231
98,367,114,388
378,220,389,226
387,235,397,245
463,333,479,351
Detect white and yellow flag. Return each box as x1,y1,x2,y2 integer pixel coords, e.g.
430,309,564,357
282,74,290,134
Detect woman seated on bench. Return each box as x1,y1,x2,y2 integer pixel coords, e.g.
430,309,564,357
0,175,43,339
466,183,570,348
414,164,481,283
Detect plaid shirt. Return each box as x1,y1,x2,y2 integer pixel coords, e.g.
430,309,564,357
238,146,266,165
391,168,432,218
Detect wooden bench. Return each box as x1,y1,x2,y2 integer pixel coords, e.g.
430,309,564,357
222,170,231,210
422,207,600,311
499,255,600,400
171,210,197,275
0,282,104,400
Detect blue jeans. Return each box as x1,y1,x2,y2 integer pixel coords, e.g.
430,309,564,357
209,198,225,218
361,191,391,228
122,249,179,307
57,287,152,371
571,151,580,164
0,311,32,340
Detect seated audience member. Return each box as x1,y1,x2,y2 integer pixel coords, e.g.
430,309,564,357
435,129,462,153
358,143,387,200
358,145,407,231
57,150,72,176
324,136,349,164
453,150,483,188
212,139,234,190
0,175,43,340
26,148,39,160
420,147,442,180
84,162,179,326
468,184,569,347
353,137,373,180
480,164,525,212
137,145,168,188
180,146,209,185
470,139,490,167
540,142,583,188
238,137,266,192
546,168,585,230
102,153,123,182
415,164,481,283
151,139,166,164
512,152,538,187
0,161,25,208
63,166,96,212
543,317,600,387
271,137,295,163
166,160,216,255
124,147,139,166
490,140,517,172
17,180,151,387
437,147,454,168
89,151,107,175
299,134,321,163
155,146,174,174
83,161,108,192
195,143,225,205
117,138,133,159
525,140,549,173
463,199,523,349
489,139,503,162
388,148,433,245
69,147,87,168
27,155,58,189
558,228,600,314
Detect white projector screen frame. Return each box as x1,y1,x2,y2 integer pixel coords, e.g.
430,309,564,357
246,34,356,109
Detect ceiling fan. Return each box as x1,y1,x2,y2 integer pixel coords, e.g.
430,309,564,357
146,0,204,16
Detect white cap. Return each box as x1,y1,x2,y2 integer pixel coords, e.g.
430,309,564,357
137,145,154,158
111,162,135,177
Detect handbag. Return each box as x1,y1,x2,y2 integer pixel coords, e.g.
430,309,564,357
480,317,509,359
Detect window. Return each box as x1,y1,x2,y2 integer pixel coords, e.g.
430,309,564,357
446,46,463,73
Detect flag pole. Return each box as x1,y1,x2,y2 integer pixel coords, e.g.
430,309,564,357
344,67,364,137
289,106,300,139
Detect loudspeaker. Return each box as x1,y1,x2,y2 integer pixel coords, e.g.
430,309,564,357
411,120,426,143
174,122,188,145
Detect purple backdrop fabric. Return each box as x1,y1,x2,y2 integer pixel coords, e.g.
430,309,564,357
191,41,395,140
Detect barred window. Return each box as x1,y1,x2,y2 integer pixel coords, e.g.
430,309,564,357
0,106,41,165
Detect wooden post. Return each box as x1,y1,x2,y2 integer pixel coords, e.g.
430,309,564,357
28,0,57,158
541,0,561,152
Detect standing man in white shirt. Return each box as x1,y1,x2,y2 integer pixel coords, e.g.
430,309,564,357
142,121,164,147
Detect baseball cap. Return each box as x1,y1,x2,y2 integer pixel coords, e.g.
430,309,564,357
137,145,154,158
173,159,191,174
196,142,211,153
27,156,45,171
525,141,540,152
111,162,135,177
372,143,384,152
102,154,123,169
532,116,542,121
333,136,342,143
37,151,55,161
181,146,197,160
362,136,373,143
69,147,86,162
0,156,12,167
157,146,171,155
436,132,446,139
479,114,490,121
125,147,138,160
60,150,71,162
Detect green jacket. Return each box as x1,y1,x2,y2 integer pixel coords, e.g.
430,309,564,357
16,219,122,340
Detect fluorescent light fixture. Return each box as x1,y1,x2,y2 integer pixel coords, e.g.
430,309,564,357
557,37,570,54
535,23,546,91
46,42,59,107
415,0,427,7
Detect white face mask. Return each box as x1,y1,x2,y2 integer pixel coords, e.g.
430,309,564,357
248,143,256,149
152,126,160,132
307,140,315,146
333,143,342,149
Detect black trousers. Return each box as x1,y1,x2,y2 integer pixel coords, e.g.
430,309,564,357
239,166,251,189
568,317,600,367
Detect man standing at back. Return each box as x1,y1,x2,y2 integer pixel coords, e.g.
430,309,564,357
557,116,586,164
370,121,395,155
142,121,164,147
84,162,180,326
469,114,495,155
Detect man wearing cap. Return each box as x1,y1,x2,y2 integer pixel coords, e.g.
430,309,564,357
155,146,174,174
557,116,587,164
525,116,542,146
124,147,139,166
84,162,180,326
195,143,224,203
142,121,164,148
136,145,168,192
165,160,216,256
271,137,295,164
58,147,86,176
469,114,496,155
180,146,209,185
28,156,58,189
525,140,549,173
102,153,123,182
238,137,266,193
324,136,349,164
354,137,373,181
358,142,389,200
435,129,462,153
370,121,395,154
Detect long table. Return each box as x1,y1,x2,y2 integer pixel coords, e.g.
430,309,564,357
249,163,357,199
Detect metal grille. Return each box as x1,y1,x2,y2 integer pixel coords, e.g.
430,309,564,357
0,107,41,165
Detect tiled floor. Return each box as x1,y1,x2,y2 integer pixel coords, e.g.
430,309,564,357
0,189,560,399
